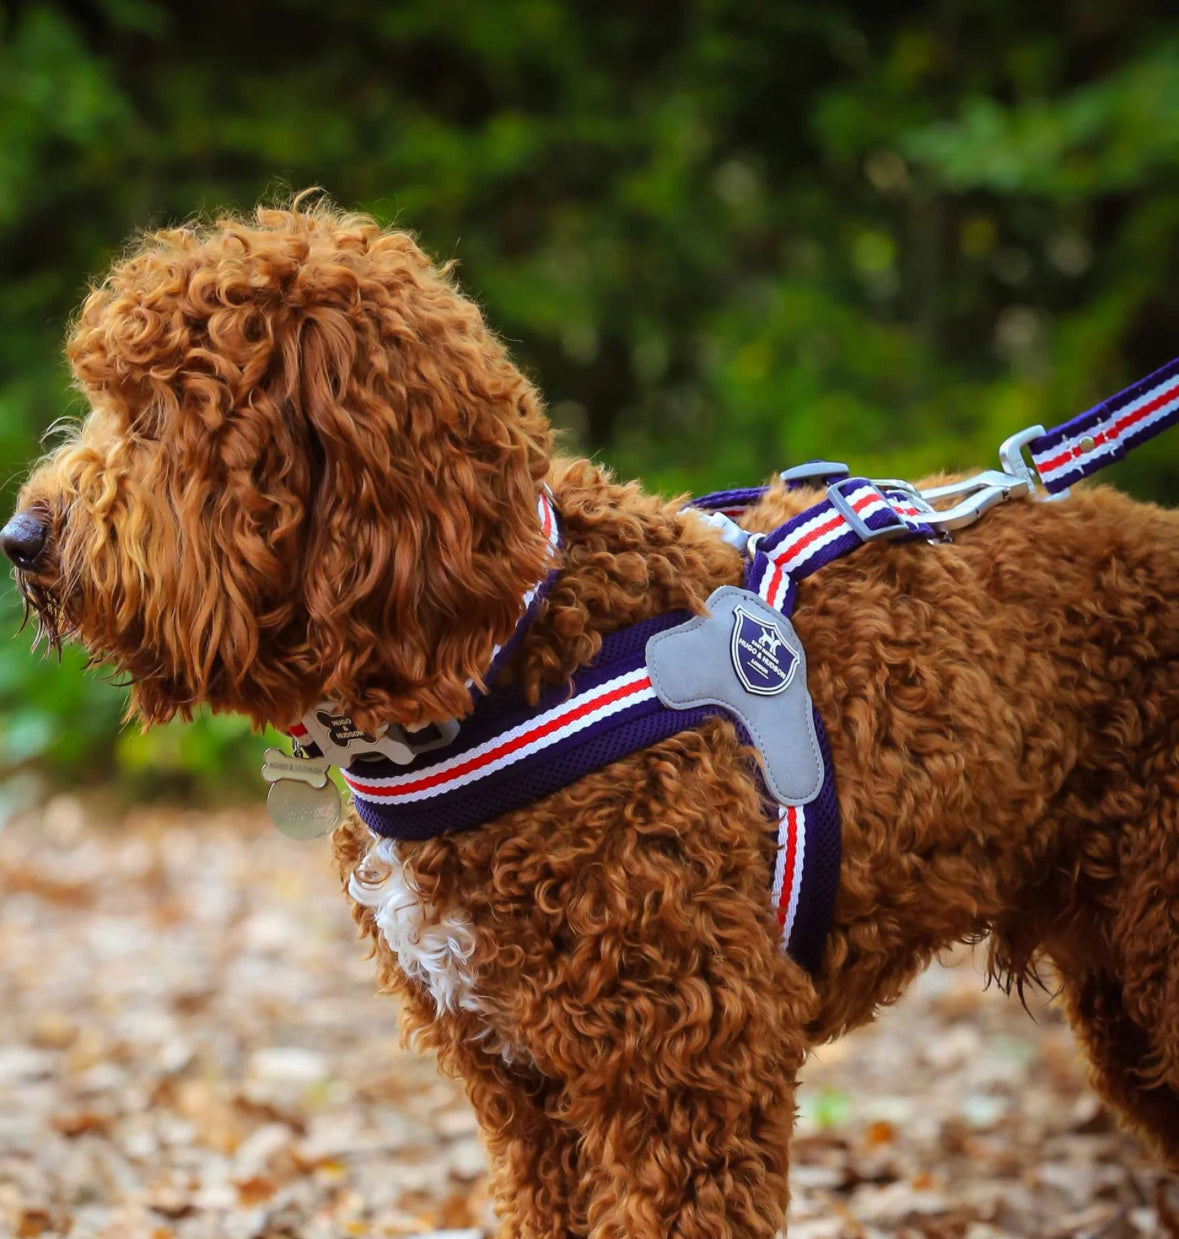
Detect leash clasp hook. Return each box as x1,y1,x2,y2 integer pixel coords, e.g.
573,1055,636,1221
915,469,1034,531
887,424,1060,533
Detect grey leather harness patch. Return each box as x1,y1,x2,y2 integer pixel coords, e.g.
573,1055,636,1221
644,586,824,806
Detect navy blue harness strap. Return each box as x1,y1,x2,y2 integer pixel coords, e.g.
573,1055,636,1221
345,613,712,842
343,605,843,974
340,480,944,972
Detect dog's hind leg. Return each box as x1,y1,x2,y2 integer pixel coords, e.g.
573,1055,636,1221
1057,966,1179,1170
1047,759,1179,1170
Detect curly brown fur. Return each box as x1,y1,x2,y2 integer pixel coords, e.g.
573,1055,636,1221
11,199,1179,1236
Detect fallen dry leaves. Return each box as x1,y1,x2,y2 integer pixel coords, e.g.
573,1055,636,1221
0,796,1174,1238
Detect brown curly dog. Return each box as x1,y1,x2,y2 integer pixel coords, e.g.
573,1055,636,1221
7,201,1179,1238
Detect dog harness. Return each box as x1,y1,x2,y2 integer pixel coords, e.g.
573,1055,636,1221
270,353,1179,974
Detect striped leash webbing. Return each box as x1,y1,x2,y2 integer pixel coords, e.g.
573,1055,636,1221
1027,356,1179,495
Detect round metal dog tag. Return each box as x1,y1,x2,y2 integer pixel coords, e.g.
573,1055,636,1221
266,777,343,840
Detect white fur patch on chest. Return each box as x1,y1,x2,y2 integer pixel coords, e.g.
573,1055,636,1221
348,836,483,1016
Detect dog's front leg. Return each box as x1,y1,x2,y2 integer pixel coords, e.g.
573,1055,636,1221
430,1029,591,1239
505,889,815,1238
335,817,590,1237
337,724,819,1237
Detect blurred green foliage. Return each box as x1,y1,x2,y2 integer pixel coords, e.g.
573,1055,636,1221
2,0,1179,798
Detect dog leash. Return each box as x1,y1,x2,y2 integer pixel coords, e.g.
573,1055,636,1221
690,353,1179,525
1028,356,1179,494
262,353,1179,972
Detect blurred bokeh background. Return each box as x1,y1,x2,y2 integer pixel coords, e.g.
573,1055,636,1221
5,6,1179,1235
3,0,1179,803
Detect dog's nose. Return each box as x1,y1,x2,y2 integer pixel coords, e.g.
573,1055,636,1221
1,511,48,570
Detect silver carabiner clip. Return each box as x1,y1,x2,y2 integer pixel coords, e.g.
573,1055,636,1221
916,470,1033,531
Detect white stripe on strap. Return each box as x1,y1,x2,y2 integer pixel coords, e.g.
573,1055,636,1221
771,802,806,949
753,484,925,608
343,666,657,804
1032,373,1179,486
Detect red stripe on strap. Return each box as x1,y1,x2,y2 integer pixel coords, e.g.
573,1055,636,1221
541,493,554,540
764,560,784,606
1037,378,1179,473
776,806,799,929
344,674,653,798
777,489,878,566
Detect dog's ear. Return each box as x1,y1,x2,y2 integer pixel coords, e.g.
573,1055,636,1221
283,229,553,730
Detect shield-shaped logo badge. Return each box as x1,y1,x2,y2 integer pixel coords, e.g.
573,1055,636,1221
730,606,799,696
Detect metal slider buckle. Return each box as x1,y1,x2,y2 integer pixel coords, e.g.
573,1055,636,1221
869,478,938,516
825,478,911,542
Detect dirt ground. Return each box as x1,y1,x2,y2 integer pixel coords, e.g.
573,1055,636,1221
0,799,1175,1239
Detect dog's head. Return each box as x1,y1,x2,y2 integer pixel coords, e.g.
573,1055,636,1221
4,201,553,732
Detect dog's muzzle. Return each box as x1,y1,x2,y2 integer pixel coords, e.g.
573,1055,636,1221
1,511,48,571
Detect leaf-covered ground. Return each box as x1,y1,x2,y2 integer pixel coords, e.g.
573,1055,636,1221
0,801,1174,1239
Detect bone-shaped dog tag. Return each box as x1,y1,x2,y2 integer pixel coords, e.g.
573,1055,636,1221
261,749,331,788
261,748,343,840
645,586,824,806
